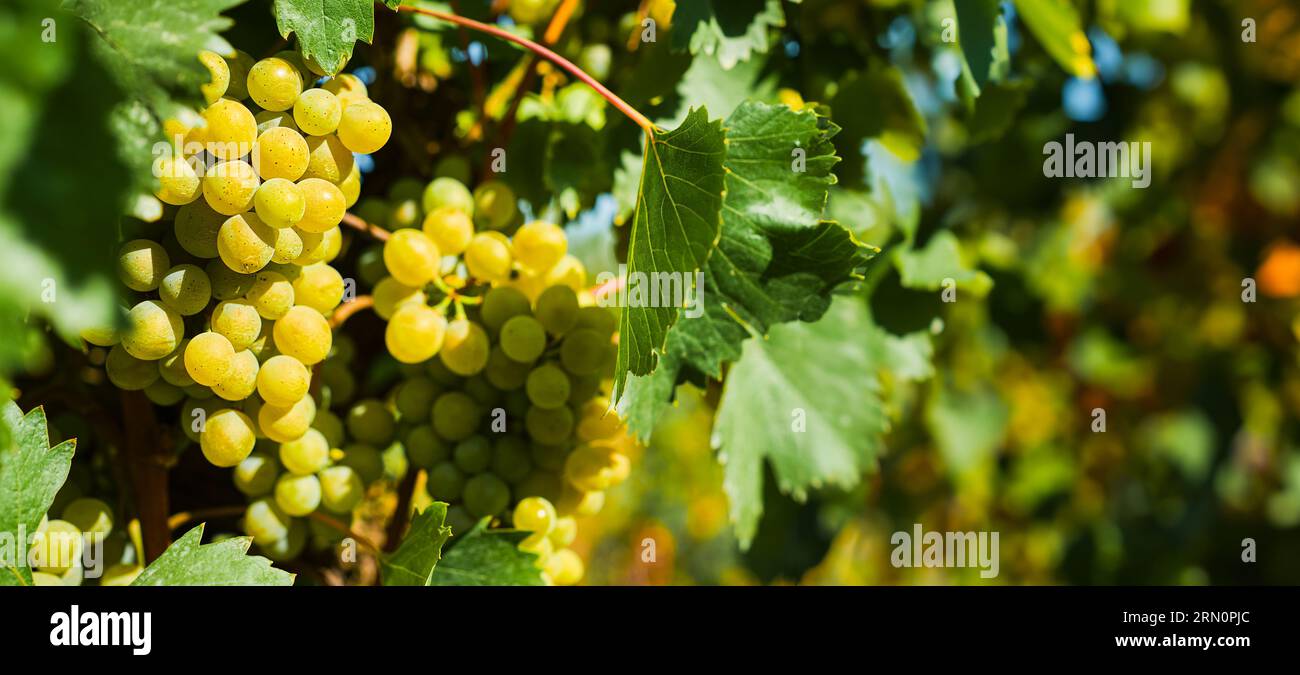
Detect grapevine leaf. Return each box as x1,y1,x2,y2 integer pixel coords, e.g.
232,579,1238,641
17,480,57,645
132,525,294,586
429,519,545,586
380,503,452,586
273,0,403,76
714,297,888,549
953,0,1010,100
894,230,986,291
671,0,787,70
1013,0,1096,77
0,403,75,587
613,107,727,402
829,63,927,187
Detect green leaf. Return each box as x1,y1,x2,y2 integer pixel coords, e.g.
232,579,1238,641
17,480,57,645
671,0,786,70
1013,0,1095,78
132,525,295,586
894,231,985,291
829,63,927,187
965,80,1031,143
925,378,1009,479
613,107,727,402
380,503,453,586
953,0,1010,98
429,519,545,586
273,0,402,76
0,402,75,587
714,297,888,548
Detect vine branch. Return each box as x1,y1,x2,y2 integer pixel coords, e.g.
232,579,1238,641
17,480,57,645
342,212,390,241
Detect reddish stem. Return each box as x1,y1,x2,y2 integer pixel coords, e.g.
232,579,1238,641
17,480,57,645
342,212,390,241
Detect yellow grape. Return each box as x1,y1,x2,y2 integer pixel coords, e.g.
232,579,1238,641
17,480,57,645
154,154,201,205
233,451,278,497
549,515,578,548
158,340,195,387
217,212,275,273
254,177,306,229
257,354,311,407
201,99,257,160
472,180,517,231
291,262,345,313
269,225,303,264
339,162,361,208
383,229,442,287
513,496,557,534
302,134,354,184
199,50,230,104
279,427,330,475
372,276,426,320
293,88,343,136
244,498,291,545
29,520,82,573
201,408,257,467
117,239,170,292
544,254,587,293
206,259,255,300
464,231,512,282
385,304,448,364
564,444,616,492
323,74,368,106
247,57,304,112
174,200,225,258
210,299,262,351
512,221,567,273
336,100,391,154
80,326,119,348
296,178,346,233
319,226,343,262
184,331,235,386
252,127,309,181
422,207,474,256
318,465,364,512
258,393,316,443
293,228,327,265
245,270,295,320
545,548,584,586
122,300,184,361
203,159,260,216
274,473,321,516
439,318,490,376
212,349,259,401
106,344,160,391
224,50,255,101
273,305,332,364
157,264,212,316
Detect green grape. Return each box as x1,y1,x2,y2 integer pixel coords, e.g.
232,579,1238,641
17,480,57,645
122,300,184,361
253,126,310,182
117,239,170,292
453,435,492,474
544,254,587,293
503,388,531,419
157,264,212,316
174,200,225,259
513,496,556,534
372,276,427,320
336,100,392,154
388,198,421,230
179,397,217,441
198,49,230,103
291,262,345,313
575,305,618,337
273,473,321,515
529,441,569,471
404,424,449,469
564,444,616,492
382,440,409,481
525,405,574,445
426,357,465,388
464,231,512,282
548,515,578,549
201,99,257,160
346,398,396,446
210,299,262,351
485,346,530,391
260,518,308,561
546,548,584,586
293,88,343,136
578,44,612,81
472,180,517,230
62,497,113,538
302,134,354,184
144,378,184,406
567,373,600,406
312,409,346,447
247,57,304,112
296,178,346,234
434,155,472,184
535,285,579,335
203,160,261,216
258,393,316,443
421,176,474,215
158,341,196,387
394,377,439,423
318,465,365,512
244,498,291,545
318,360,356,407
426,461,466,501
257,354,310,407
386,304,447,364
273,305,332,364
463,473,510,518
421,207,474,256
254,177,307,228
480,287,531,334
356,244,388,287
245,270,295,320
216,212,275,273
339,443,384,485
233,451,279,496
509,0,558,24
30,520,81,573
80,326,119,347
439,318,490,376
205,260,255,300
200,408,256,467
462,374,502,407
154,153,201,205
323,73,369,107
280,428,330,475
432,392,482,441
512,221,566,273
558,329,607,376
526,363,571,409
383,228,442,287
491,435,532,484
223,49,254,100
500,315,547,362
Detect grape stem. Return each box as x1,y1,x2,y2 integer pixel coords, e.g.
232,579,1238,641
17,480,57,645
166,505,247,531
342,211,390,241
308,511,382,556
392,3,658,135
331,295,375,329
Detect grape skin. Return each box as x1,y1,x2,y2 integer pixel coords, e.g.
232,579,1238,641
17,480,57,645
464,232,513,282
296,178,347,234
118,239,170,292
174,201,226,258
254,177,307,228
212,349,259,401
122,300,185,361
200,408,257,467
273,305,332,365
336,100,392,154
258,393,316,443
280,428,330,475
247,57,304,112
512,221,567,273
210,299,263,351
157,264,212,316
204,160,261,216
184,331,235,386
500,315,547,363
383,229,442,287
253,127,310,182
293,88,343,136
246,271,295,320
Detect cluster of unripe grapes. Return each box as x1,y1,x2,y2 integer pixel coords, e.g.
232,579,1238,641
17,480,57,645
23,496,138,587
